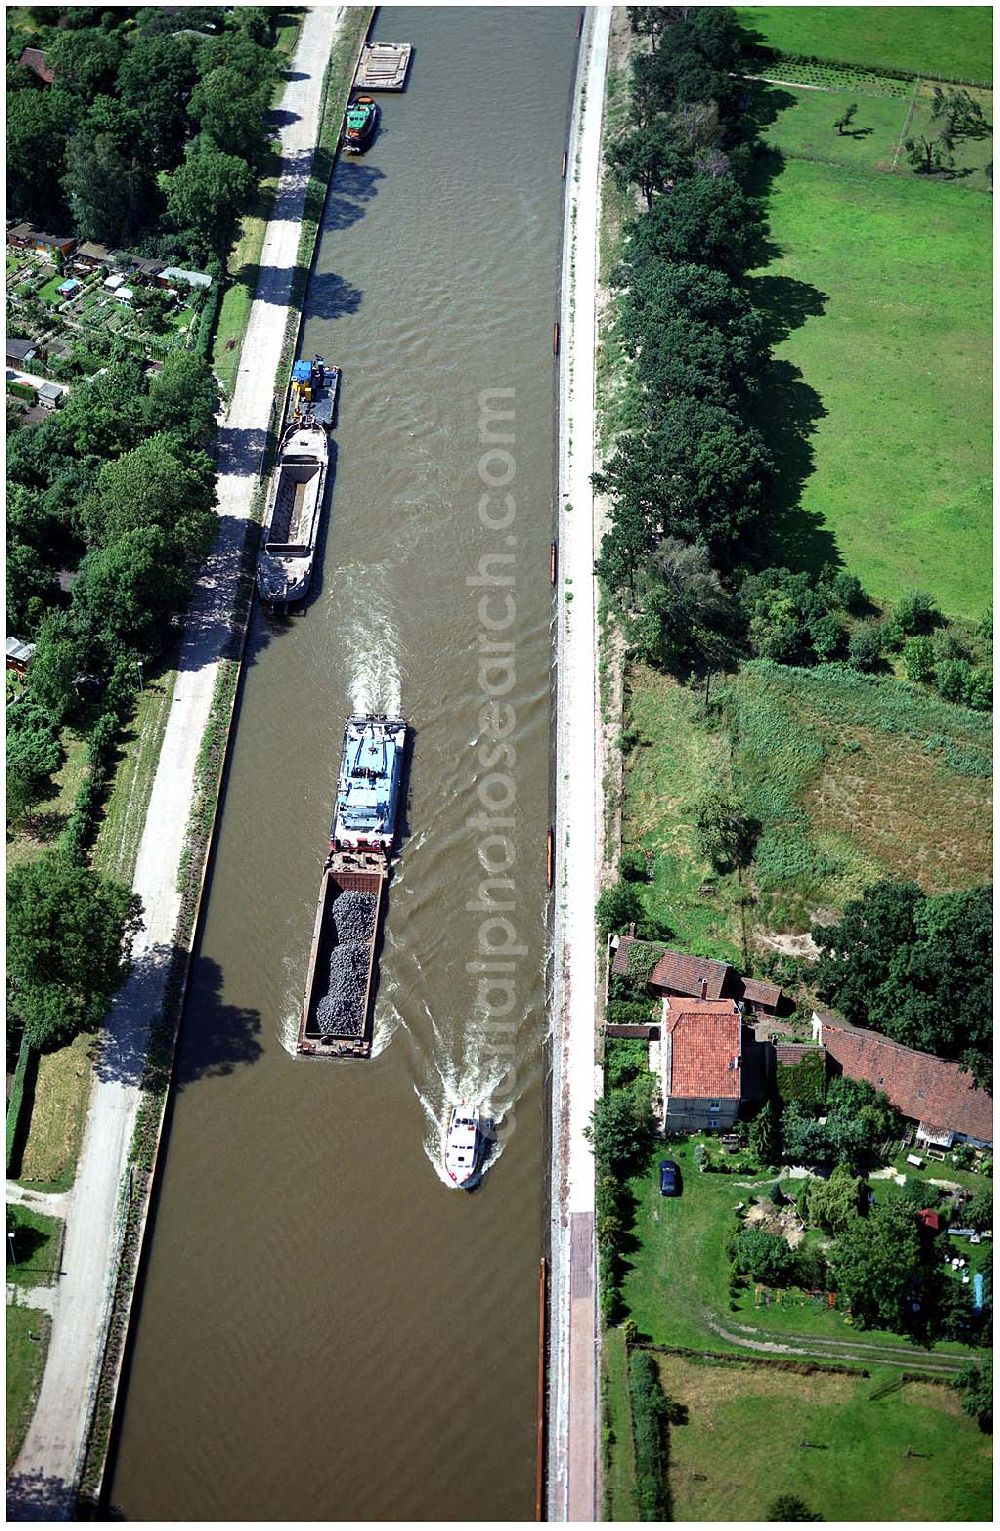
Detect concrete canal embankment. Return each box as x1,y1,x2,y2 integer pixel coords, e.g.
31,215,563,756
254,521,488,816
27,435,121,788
7,11,370,1518
547,7,612,1522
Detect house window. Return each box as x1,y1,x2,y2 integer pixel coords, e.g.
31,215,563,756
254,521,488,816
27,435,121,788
709,1101,721,1112
708,1117,719,1129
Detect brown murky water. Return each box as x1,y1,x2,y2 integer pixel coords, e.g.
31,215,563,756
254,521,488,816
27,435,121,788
108,8,577,1520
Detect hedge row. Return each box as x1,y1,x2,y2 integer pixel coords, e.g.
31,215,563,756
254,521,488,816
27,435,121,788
59,709,121,862
193,271,224,360
628,1348,670,1520
5,1034,36,1177
771,48,990,89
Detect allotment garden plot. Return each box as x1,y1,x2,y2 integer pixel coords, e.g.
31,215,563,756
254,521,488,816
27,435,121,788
6,250,208,376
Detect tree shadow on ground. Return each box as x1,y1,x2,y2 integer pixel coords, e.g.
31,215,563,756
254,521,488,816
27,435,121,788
267,107,301,131
741,81,797,141
750,272,828,347
9,805,68,849
755,359,840,576
6,1218,50,1269
229,262,362,319
5,1470,77,1520
91,945,264,1090
740,263,842,575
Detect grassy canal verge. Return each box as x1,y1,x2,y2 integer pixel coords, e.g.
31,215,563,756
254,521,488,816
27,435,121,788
6,1306,51,1474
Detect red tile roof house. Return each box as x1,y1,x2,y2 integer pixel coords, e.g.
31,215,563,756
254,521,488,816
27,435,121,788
658,997,744,1134
813,1010,993,1148
611,936,783,1015
18,47,54,85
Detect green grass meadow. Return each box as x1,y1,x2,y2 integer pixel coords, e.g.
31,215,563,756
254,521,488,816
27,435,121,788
656,1350,992,1521
6,1305,50,1472
740,5,992,82
619,666,744,964
750,156,991,618
619,660,990,946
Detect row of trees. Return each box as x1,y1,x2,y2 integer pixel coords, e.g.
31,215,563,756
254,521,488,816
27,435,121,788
597,9,776,676
7,7,278,261
603,12,992,722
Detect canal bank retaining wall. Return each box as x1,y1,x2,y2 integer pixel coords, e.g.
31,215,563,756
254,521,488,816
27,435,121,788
547,7,611,1522
74,12,375,1512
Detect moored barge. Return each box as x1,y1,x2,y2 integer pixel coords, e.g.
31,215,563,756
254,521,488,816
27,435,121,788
298,715,407,1059
256,421,328,609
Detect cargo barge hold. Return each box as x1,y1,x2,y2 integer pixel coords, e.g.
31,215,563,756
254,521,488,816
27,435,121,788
298,715,407,1059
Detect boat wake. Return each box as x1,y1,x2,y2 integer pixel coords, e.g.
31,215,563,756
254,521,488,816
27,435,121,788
371,982,406,1057
413,1056,514,1188
346,586,401,717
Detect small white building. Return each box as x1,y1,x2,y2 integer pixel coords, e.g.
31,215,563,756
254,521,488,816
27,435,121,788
114,287,134,304
103,272,125,291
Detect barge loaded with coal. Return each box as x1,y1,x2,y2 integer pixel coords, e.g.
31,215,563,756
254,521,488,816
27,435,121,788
298,715,407,1059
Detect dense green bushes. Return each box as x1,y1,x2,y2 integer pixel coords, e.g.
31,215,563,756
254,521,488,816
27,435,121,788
7,850,143,1051
814,880,992,1088
628,1348,671,1520
7,7,280,265
775,1052,826,1109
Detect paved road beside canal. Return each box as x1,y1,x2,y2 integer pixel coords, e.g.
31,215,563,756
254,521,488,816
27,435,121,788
549,7,612,1522
6,8,347,1513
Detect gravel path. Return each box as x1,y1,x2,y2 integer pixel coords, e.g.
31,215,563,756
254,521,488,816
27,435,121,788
547,8,612,1522
6,9,347,1510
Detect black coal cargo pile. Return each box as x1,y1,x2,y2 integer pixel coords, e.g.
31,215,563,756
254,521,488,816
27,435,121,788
315,889,378,1036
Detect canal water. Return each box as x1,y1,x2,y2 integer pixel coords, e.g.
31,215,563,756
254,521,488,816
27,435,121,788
108,8,577,1520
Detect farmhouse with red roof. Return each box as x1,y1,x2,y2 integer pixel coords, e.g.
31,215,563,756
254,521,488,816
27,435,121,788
813,1010,993,1147
659,997,744,1133
611,934,782,1014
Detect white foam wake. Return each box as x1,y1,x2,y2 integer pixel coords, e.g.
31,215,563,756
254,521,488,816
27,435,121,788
412,1052,515,1188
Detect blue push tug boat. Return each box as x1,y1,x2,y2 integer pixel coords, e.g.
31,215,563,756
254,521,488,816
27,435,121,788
332,714,407,851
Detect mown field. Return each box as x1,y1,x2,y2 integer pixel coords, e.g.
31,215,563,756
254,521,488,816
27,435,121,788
750,155,991,619
655,1351,992,1522
741,5,992,83
6,1305,50,1473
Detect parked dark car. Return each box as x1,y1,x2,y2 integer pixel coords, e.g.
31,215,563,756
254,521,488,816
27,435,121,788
659,1159,681,1197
